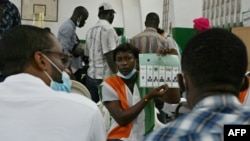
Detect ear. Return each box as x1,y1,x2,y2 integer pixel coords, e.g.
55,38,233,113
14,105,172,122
33,51,48,71
240,76,249,92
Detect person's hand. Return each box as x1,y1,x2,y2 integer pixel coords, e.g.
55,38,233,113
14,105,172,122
157,47,178,56
147,84,168,99
65,68,75,80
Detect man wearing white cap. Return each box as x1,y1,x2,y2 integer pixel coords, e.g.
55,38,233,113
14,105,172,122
85,2,118,103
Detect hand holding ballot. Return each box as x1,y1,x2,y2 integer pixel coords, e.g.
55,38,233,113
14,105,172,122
146,84,169,100
139,54,181,88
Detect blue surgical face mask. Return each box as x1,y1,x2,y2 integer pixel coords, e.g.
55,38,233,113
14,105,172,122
42,55,72,93
117,68,136,79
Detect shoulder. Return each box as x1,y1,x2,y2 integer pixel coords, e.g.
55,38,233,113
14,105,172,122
63,93,98,108
58,21,75,34
98,20,113,30
48,90,100,113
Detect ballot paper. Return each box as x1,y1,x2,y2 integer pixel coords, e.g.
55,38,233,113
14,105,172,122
139,54,181,88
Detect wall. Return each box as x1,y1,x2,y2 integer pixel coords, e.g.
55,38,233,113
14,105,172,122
12,0,250,41
12,0,125,40
11,0,164,39
173,0,202,28
121,0,142,38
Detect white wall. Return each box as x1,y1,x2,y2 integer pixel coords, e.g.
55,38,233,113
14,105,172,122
122,0,142,38
173,0,202,28
12,0,250,40
139,0,164,29
11,0,167,39
11,0,125,39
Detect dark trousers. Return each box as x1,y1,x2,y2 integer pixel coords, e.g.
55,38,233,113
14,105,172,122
85,75,103,103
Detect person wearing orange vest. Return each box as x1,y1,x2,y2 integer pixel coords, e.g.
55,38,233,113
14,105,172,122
99,43,179,141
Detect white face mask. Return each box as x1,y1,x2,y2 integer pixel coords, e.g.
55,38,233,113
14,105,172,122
76,16,82,27
117,68,136,79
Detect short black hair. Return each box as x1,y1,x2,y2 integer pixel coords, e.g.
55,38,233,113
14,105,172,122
181,28,247,91
0,25,54,77
157,28,165,35
145,12,159,27
73,6,88,17
113,43,139,62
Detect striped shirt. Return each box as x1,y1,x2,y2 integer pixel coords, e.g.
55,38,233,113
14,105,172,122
130,28,176,53
144,94,250,141
85,19,118,79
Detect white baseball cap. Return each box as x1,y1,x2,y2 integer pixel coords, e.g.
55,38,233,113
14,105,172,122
99,2,115,13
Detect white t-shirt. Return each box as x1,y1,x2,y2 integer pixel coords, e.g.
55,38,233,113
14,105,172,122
0,73,106,141
100,81,145,141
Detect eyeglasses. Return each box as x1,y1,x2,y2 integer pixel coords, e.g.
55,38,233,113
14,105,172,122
41,50,72,68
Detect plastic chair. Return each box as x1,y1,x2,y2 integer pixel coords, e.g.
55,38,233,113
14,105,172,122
71,80,92,99
97,101,111,132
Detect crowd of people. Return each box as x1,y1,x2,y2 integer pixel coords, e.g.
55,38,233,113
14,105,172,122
0,1,250,141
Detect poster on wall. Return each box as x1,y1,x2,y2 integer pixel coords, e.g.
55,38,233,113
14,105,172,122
243,11,250,27
139,54,181,88
21,0,58,22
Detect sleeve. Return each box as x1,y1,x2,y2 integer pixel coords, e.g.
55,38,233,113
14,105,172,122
58,26,77,54
167,37,181,59
100,82,119,102
102,27,118,54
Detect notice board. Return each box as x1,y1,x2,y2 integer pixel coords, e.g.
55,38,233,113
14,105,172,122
232,27,250,71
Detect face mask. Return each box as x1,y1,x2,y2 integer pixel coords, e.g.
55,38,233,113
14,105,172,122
42,55,72,93
76,16,82,27
117,68,136,79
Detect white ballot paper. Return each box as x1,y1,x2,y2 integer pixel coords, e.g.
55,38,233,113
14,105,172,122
139,54,181,88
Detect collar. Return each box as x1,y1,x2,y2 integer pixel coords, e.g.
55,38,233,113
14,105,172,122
97,19,110,25
3,73,48,88
193,94,241,110
144,27,157,32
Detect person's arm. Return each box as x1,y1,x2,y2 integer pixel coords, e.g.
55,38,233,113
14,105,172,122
103,28,119,73
104,84,168,127
161,87,180,104
58,26,76,54
158,47,178,56
158,38,179,56
104,51,117,73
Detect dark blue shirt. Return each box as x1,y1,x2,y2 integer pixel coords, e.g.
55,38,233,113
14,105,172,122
0,0,21,38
